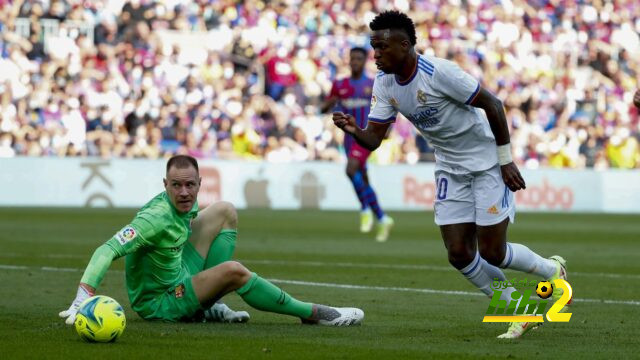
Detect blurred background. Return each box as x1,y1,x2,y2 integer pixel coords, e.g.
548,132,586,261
1,0,639,168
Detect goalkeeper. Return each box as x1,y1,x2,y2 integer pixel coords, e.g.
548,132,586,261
60,155,363,326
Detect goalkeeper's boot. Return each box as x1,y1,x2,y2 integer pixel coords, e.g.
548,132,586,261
302,304,364,326
360,209,374,233
375,215,394,242
205,303,250,323
548,255,572,306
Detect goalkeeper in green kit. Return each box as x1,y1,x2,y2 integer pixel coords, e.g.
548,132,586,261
60,155,364,326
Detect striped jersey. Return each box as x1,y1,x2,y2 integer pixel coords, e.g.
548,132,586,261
368,54,498,173
329,75,374,151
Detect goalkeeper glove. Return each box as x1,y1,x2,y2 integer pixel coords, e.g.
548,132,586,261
59,284,94,325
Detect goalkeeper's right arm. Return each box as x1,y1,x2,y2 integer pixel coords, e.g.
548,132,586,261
58,244,118,325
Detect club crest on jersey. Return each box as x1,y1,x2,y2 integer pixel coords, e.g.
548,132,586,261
390,98,399,108
116,226,137,245
417,90,428,105
175,284,185,298
370,95,377,109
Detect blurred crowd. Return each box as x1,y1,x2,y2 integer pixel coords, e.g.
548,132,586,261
0,0,639,169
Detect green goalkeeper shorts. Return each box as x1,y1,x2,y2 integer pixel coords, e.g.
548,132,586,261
137,242,205,322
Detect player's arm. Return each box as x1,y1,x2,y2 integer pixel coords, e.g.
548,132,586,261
59,222,151,325
320,80,340,113
470,88,526,191
333,112,390,150
333,75,396,150
320,95,339,113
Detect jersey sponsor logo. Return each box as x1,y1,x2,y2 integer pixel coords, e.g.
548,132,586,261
417,89,428,105
370,95,377,109
407,107,440,129
342,98,370,109
116,226,137,245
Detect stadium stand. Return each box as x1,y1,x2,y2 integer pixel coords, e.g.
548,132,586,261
0,0,638,168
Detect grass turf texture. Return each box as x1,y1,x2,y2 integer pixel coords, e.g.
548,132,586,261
0,208,639,359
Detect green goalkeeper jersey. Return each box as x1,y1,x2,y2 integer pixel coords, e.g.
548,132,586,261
87,192,198,313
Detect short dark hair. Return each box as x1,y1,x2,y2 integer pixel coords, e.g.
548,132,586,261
166,155,199,174
369,10,417,46
350,47,368,57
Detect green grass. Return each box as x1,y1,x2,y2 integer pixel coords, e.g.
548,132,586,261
1,208,639,359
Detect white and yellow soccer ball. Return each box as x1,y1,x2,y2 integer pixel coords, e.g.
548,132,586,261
74,295,126,343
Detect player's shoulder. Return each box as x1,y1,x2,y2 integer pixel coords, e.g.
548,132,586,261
334,76,351,86
134,193,173,226
420,54,463,75
374,71,394,87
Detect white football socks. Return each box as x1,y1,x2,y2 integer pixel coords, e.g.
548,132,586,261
500,243,556,279
459,252,515,303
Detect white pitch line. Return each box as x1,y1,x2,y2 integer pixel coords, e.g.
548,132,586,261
2,253,639,280
268,279,640,306
1,264,639,306
2,252,640,280
240,259,640,280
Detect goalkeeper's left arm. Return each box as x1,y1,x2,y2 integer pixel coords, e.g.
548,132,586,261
59,220,153,325
58,243,120,325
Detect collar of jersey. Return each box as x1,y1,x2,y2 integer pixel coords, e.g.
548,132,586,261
162,191,198,219
394,55,420,86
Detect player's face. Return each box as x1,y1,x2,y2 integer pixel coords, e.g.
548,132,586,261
163,165,201,213
349,51,366,75
370,29,410,74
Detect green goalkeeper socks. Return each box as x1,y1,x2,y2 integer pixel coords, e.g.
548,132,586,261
204,229,237,269
236,273,313,319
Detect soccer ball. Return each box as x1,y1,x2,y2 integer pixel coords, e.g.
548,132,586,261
75,295,126,343
536,281,554,299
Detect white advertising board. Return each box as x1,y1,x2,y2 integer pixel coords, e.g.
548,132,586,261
0,158,638,213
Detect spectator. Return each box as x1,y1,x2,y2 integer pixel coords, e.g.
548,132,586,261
0,0,637,169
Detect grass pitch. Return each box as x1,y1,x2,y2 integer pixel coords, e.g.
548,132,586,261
0,208,639,359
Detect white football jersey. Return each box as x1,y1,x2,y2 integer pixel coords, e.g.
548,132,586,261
369,54,498,173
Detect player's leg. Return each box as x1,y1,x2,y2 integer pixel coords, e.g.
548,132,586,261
188,201,248,322
473,166,559,338
349,143,393,240
436,171,506,296
473,167,561,281
191,261,363,326
190,201,237,264
346,156,373,233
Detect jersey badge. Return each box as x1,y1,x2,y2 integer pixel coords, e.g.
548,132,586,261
174,284,185,298
417,90,428,105
116,226,137,245
390,97,399,108
487,205,499,215
370,95,377,109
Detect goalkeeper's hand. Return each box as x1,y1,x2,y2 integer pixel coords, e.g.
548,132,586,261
59,284,95,325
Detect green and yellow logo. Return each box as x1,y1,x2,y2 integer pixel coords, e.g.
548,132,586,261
482,279,573,323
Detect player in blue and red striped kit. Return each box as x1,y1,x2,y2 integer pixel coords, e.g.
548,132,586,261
321,47,393,242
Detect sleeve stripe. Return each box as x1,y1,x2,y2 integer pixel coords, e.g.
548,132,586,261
465,82,481,105
418,58,434,70
368,116,396,124
418,64,434,76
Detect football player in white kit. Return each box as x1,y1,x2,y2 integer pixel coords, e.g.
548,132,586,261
333,10,569,339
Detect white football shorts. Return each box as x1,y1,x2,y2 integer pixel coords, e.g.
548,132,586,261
433,165,515,226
